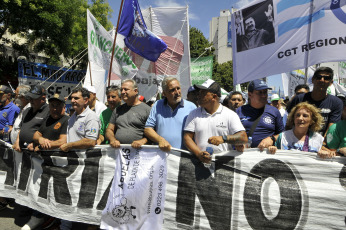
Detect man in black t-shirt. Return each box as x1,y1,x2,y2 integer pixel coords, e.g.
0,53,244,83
29,93,69,151
286,67,343,136
13,85,49,151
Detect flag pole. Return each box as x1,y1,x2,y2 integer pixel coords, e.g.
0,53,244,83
88,61,93,86
304,0,314,84
108,0,125,87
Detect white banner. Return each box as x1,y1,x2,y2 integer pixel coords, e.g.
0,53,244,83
86,9,138,98
129,7,191,101
101,147,167,229
232,0,346,84
1,145,346,228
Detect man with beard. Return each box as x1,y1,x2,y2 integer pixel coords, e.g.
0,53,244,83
236,79,284,149
106,79,151,148
0,85,20,141
286,67,343,136
144,77,196,151
97,85,122,144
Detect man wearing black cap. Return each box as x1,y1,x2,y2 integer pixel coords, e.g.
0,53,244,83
286,67,342,137
184,79,247,163
0,85,20,140
13,85,49,152
29,93,69,151
236,79,284,150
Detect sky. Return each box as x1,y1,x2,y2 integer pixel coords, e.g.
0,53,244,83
107,0,283,93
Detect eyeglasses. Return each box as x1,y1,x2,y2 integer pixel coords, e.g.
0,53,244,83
314,74,333,81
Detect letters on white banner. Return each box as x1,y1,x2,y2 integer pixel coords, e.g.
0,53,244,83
0,145,345,229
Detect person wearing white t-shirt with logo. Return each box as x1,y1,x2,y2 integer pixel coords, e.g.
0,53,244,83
184,79,248,163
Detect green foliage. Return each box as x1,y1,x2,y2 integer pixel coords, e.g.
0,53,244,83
212,60,233,92
189,27,214,58
0,0,113,67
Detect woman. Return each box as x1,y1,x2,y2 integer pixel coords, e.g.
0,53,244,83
268,102,333,158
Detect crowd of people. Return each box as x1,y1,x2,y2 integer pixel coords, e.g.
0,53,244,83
0,66,345,229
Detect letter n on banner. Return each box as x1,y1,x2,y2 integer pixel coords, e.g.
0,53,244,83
175,152,235,229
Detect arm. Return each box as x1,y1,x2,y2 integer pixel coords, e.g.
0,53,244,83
144,127,171,152
12,130,21,152
60,138,96,152
131,137,148,149
106,123,120,148
184,131,210,163
208,131,248,146
96,134,104,145
258,134,279,151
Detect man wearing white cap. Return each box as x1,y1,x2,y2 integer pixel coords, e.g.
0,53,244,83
84,85,107,117
270,94,285,117
184,79,247,163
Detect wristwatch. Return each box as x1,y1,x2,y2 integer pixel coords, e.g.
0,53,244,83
222,135,228,143
270,135,276,146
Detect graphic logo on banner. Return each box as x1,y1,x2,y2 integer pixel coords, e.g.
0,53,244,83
236,0,275,52
331,0,346,23
110,195,136,224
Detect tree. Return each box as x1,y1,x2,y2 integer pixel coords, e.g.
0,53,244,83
213,61,233,92
0,0,113,66
189,27,214,58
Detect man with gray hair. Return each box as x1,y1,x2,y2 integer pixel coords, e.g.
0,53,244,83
106,79,151,148
10,85,31,144
144,77,196,151
97,85,122,144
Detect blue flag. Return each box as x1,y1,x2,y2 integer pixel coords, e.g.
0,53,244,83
118,0,167,62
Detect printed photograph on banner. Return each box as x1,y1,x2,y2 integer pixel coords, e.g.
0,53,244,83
236,0,275,52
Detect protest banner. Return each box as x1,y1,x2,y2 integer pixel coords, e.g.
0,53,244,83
85,9,138,102
18,61,85,109
190,56,213,85
0,145,345,229
232,0,346,85
129,7,191,101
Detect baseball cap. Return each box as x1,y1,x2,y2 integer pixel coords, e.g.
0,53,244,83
0,85,12,94
248,79,272,92
270,94,280,101
187,86,196,93
48,93,65,104
194,79,221,97
84,85,96,94
26,85,46,99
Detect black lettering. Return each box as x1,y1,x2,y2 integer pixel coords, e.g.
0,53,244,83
18,150,33,191
55,87,62,94
133,75,141,84
23,63,31,76
339,36,346,45
48,87,55,95
329,38,338,45
31,65,38,78
316,40,324,47
97,178,112,210
0,146,15,186
64,72,71,81
77,149,102,208
42,68,51,78
243,159,304,229
70,72,78,81
176,152,234,229
308,42,315,50
38,150,79,205
301,45,308,52
292,47,298,55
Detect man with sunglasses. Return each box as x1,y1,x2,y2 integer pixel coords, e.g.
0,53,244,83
286,67,343,136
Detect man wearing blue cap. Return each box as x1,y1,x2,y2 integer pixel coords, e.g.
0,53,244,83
236,79,284,150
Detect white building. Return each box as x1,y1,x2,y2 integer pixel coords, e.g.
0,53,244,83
209,10,233,64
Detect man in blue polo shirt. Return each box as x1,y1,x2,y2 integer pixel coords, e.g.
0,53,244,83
144,77,196,151
0,85,20,140
236,79,284,149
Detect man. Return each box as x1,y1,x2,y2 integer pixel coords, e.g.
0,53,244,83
326,95,346,157
31,93,69,150
286,67,343,136
237,16,270,52
184,79,247,163
270,94,285,117
22,93,68,230
0,85,20,140
144,77,196,151
13,85,50,151
106,79,151,148
97,85,121,144
236,79,284,149
294,84,310,95
186,86,198,106
60,87,100,152
84,85,107,117
228,91,245,111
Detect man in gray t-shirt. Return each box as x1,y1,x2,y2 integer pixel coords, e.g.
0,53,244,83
106,79,150,148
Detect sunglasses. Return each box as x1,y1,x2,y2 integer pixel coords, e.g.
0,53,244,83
314,74,333,81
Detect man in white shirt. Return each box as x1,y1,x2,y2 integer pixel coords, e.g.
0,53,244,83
84,85,107,117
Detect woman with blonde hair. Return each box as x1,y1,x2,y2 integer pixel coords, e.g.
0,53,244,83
268,102,333,158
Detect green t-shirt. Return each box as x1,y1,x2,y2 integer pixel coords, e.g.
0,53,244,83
99,107,113,144
326,120,346,150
